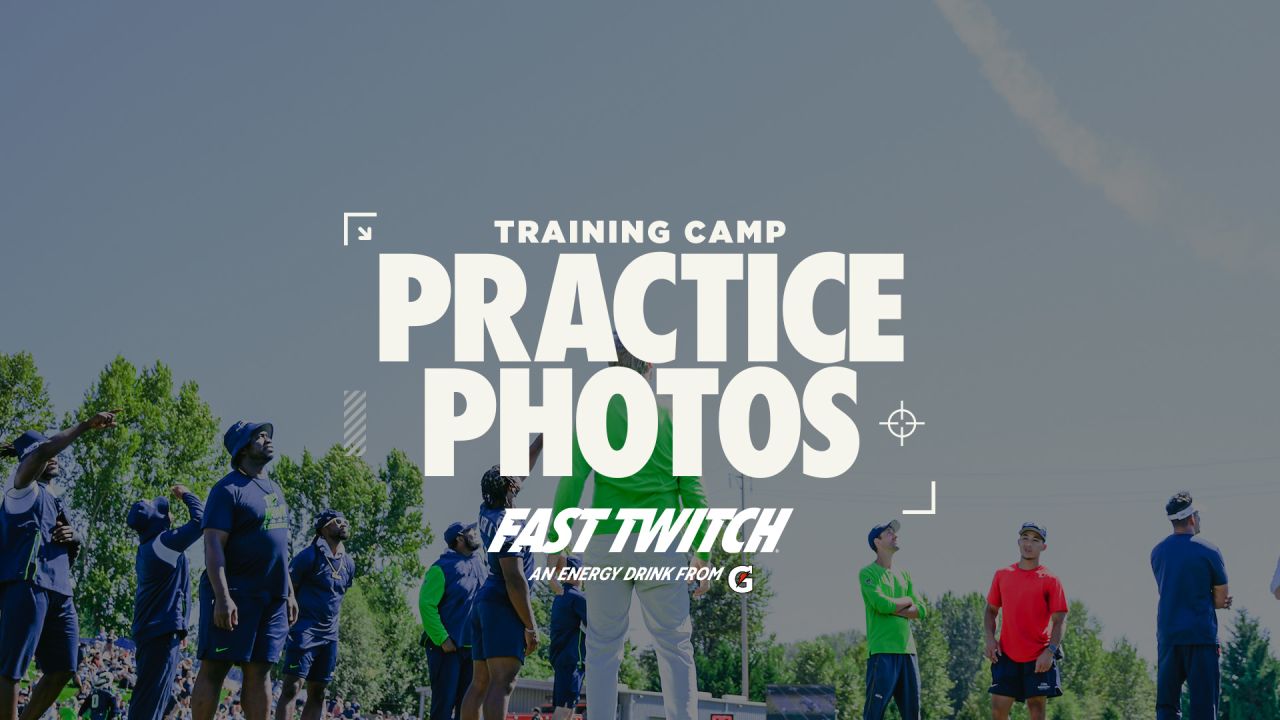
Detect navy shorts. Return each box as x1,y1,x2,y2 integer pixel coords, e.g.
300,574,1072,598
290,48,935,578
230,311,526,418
0,581,79,680
472,598,526,663
989,653,1062,702
552,660,584,708
282,639,339,683
197,586,288,664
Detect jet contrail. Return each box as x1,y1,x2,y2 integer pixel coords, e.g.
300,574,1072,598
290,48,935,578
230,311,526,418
935,0,1278,275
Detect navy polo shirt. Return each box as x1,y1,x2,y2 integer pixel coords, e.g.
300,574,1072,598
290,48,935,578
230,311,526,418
477,503,535,603
202,470,291,599
549,585,587,666
1151,533,1228,646
289,537,356,647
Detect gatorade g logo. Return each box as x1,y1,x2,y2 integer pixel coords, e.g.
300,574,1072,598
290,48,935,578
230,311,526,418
263,493,289,531
729,565,753,594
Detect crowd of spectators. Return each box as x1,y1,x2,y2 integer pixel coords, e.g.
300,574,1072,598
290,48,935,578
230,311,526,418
20,638,413,720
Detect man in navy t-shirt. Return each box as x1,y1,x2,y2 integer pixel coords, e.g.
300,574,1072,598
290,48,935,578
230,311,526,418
127,484,204,720
0,411,117,720
461,435,543,720
1150,491,1230,720
276,509,356,720
191,421,296,720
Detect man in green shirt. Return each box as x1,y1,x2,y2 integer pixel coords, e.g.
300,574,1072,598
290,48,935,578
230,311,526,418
548,335,710,720
859,519,924,720
418,522,485,720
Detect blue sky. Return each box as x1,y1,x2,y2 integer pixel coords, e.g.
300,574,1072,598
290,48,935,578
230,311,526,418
4,1,1279,661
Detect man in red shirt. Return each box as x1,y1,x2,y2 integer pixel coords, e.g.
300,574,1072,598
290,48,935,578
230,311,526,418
984,522,1069,720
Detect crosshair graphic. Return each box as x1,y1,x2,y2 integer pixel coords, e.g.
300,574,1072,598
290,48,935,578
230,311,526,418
880,401,925,447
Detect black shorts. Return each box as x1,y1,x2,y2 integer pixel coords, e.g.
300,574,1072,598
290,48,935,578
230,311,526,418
988,653,1062,702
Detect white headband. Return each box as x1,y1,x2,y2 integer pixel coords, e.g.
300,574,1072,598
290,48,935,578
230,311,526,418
1167,505,1196,521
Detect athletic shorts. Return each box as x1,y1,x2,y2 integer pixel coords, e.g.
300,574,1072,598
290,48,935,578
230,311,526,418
472,597,526,663
197,586,288,664
0,581,79,679
988,653,1062,702
552,660,584,708
282,638,339,683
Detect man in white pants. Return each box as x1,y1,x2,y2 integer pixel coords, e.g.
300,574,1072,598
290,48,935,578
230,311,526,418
549,335,711,720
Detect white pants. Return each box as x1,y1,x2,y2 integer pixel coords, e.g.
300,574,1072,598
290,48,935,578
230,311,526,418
583,535,698,720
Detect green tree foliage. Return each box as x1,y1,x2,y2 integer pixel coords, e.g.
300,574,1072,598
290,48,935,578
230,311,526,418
1221,609,1280,719
933,592,987,715
619,641,655,692
0,351,57,476
331,581,388,705
688,547,775,699
1098,637,1155,720
911,599,955,718
62,357,221,634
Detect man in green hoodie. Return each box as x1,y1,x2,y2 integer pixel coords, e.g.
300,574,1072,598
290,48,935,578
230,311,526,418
859,519,925,720
547,334,710,720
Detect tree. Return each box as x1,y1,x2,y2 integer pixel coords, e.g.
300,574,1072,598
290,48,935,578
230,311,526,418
330,580,389,706
932,591,987,716
911,597,955,718
63,356,221,634
1221,609,1280,720
689,546,775,699
0,351,57,477
1057,600,1106,717
1098,637,1155,720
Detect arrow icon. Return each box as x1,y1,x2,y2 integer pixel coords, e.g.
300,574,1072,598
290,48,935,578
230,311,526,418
342,212,378,246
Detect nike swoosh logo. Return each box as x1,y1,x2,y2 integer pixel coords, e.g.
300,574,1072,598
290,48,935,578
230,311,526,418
289,663,300,668
216,647,229,653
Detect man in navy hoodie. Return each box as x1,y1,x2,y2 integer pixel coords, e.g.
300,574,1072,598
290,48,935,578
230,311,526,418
418,521,486,720
0,411,117,720
127,484,205,720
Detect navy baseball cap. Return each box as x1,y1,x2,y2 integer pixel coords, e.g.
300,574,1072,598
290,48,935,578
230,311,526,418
867,519,901,551
1019,522,1047,541
444,521,475,546
13,430,49,462
127,497,172,539
314,509,345,534
565,555,583,570
223,421,273,466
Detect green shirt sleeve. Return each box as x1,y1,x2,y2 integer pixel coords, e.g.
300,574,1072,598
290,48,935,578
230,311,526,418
418,565,449,645
905,571,927,620
859,565,900,615
548,431,591,546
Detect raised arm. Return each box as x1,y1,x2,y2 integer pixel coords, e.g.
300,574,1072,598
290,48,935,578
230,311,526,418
548,432,591,549
8,410,118,490
528,433,544,474
161,485,205,553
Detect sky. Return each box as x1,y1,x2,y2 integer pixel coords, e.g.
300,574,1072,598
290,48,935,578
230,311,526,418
4,1,1280,663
